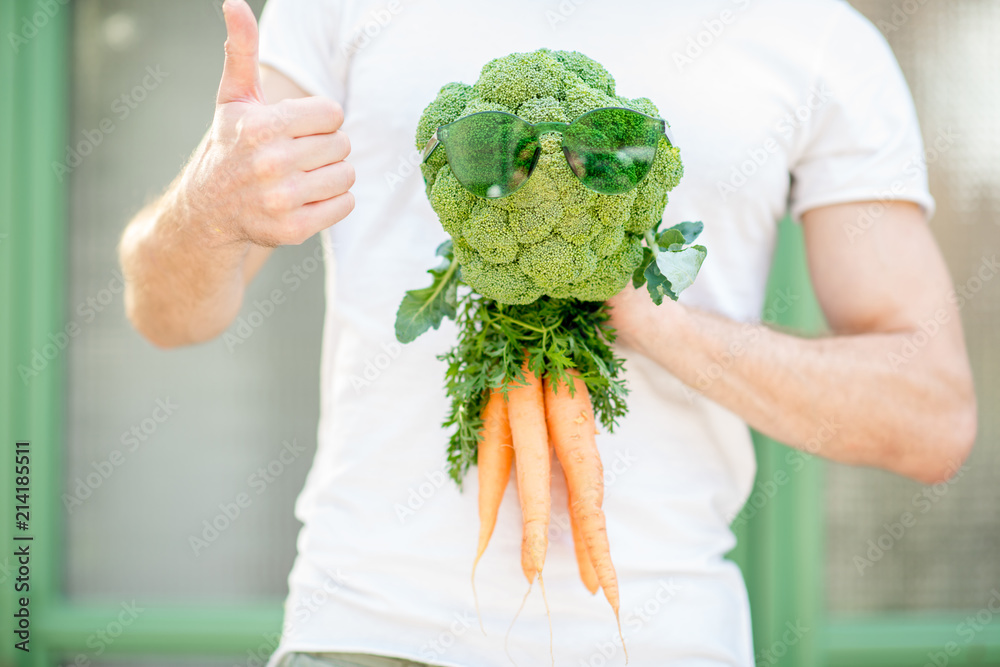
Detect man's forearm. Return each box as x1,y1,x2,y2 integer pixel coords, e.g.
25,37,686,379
119,172,253,348
619,302,975,484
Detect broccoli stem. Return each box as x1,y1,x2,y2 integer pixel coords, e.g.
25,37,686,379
643,229,659,257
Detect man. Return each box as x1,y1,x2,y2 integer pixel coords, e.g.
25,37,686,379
119,0,976,664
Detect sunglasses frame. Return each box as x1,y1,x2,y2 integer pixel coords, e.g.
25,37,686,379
421,106,674,198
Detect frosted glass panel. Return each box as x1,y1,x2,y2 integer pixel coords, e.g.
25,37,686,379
826,1,1000,613
65,0,322,602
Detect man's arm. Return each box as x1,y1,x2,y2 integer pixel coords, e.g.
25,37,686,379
608,201,977,484
119,0,354,348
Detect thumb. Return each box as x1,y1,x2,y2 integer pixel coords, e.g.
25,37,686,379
217,0,263,105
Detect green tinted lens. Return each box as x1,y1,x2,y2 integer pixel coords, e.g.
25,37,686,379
562,108,663,195
440,112,539,198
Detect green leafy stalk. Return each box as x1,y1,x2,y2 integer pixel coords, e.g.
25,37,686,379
634,220,708,305
395,240,461,343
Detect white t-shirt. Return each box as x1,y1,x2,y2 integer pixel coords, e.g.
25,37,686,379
258,1,933,665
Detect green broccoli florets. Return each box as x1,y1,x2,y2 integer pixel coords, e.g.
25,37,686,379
429,166,475,237
415,48,684,303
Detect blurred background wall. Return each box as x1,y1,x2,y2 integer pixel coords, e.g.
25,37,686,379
826,1,1000,615
1,0,996,665
65,0,315,605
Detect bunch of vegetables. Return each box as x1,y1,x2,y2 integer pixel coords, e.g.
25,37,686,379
395,49,706,652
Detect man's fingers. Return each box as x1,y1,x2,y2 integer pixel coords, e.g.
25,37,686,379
289,132,351,172
270,96,345,138
293,161,356,206
218,0,263,105
289,191,356,240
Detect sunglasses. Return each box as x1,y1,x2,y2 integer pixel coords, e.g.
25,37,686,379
421,106,674,199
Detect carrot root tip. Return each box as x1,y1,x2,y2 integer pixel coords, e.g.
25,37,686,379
504,581,533,667
471,558,486,636
615,609,628,664
538,572,555,667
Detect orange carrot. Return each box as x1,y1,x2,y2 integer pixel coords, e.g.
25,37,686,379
471,388,514,630
545,370,626,657
520,530,537,584
474,388,514,566
507,358,551,583
568,488,600,594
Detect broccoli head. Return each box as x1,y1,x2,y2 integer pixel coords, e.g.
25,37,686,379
416,48,683,304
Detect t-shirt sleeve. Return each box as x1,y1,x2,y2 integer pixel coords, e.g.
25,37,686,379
788,3,935,222
258,0,347,104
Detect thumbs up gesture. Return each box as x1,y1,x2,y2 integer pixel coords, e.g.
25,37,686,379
191,0,354,247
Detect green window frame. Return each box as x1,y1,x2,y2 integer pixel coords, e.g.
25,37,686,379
1,2,998,665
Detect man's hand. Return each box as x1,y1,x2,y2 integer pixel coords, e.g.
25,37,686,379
120,0,354,348
605,280,684,354
608,202,977,484
189,0,354,248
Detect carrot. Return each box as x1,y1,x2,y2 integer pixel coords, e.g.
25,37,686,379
504,358,555,665
520,532,536,584
568,488,600,594
506,358,551,583
472,387,514,632
545,370,626,659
